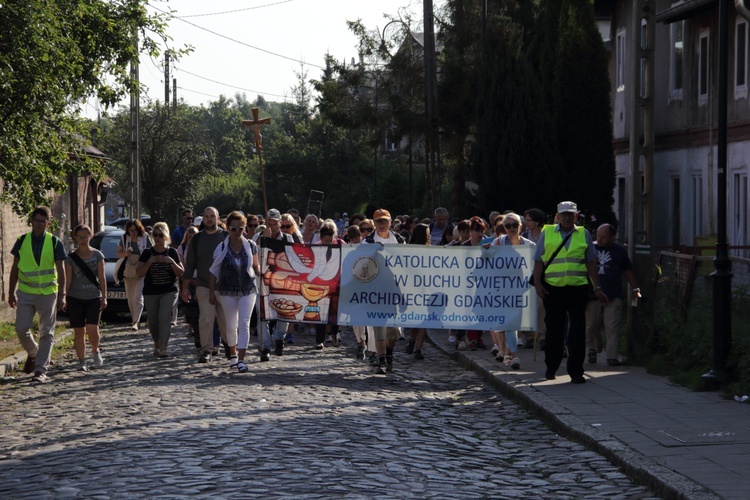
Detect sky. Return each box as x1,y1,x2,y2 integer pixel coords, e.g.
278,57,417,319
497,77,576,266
82,0,442,118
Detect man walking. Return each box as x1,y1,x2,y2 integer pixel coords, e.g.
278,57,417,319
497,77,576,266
533,201,606,384
182,207,227,363
7,206,67,383
428,207,454,246
171,208,193,248
586,223,641,366
363,208,405,374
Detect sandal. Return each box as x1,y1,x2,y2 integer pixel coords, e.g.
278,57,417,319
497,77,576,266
237,360,248,372
229,356,239,369
511,357,520,370
503,355,512,367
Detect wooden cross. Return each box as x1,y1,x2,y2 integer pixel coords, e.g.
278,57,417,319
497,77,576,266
241,107,272,216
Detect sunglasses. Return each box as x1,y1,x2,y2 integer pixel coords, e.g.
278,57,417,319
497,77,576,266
152,233,165,238
504,222,520,229
360,227,373,232
248,224,259,228
280,224,292,229
229,226,245,232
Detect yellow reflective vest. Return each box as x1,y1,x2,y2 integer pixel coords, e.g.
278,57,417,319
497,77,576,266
541,225,589,287
17,232,58,295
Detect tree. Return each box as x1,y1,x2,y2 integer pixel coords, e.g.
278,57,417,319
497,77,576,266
96,103,216,222
548,0,616,224
0,0,177,216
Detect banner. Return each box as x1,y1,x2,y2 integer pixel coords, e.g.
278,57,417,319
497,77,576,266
259,238,537,331
338,244,536,331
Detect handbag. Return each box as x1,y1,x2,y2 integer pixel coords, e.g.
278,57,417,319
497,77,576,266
529,231,574,286
114,257,126,285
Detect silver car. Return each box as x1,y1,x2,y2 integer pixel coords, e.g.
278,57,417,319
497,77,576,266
90,229,130,314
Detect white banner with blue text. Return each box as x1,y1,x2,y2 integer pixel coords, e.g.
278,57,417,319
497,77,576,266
337,243,537,330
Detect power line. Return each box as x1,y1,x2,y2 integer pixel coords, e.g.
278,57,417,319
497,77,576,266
178,0,297,18
148,3,325,69
174,66,292,100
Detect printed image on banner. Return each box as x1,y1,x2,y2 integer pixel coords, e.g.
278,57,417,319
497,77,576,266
338,244,536,331
259,237,341,324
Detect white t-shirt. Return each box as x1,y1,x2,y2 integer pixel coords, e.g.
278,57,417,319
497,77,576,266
367,231,400,245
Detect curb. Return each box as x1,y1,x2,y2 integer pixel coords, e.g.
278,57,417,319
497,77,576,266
0,329,74,378
426,331,720,500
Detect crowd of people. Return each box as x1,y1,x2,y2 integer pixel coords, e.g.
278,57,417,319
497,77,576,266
7,201,640,384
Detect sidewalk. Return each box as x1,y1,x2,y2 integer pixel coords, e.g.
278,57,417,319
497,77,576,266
427,330,749,500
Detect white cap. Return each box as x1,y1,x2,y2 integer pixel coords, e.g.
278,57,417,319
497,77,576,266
557,201,578,214
193,216,203,227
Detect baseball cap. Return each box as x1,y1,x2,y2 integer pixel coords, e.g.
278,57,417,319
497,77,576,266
267,208,281,220
557,201,578,214
373,209,391,220
193,216,203,227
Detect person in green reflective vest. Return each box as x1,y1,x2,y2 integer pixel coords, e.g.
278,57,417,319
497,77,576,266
7,206,67,383
532,201,607,384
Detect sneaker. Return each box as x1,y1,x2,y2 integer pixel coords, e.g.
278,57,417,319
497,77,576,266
274,340,284,356
260,349,270,362
315,343,324,350
457,341,467,351
23,355,36,374
376,362,387,375
368,354,379,366
405,340,415,355
413,349,424,360
229,355,239,369
32,371,48,383
211,347,220,357
490,344,500,355
355,345,366,360
93,351,104,368
131,323,139,331
198,351,211,363
285,333,295,344
448,335,456,343
511,357,520,370
79,361,88,372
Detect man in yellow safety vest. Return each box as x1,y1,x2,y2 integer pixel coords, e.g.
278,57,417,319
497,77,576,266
7,206,67,383
532,201,607,384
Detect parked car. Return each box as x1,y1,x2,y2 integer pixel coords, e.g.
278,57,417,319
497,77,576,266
90,229,131,315
108,216,154,230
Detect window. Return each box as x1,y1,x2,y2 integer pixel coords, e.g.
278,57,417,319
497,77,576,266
640,19,648,98
736,19,748,99
733,173,748,257
692,175,703,238
616,31,626,92
670,21,684,100
671,177,681,249
698,30,710,104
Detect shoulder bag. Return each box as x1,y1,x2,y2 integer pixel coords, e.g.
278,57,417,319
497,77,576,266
529,230,573,287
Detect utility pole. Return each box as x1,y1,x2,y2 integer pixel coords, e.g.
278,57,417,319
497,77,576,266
626,0,655,362
130,30,140,220
164,51,170,110
423,0,439,209
172,78,177,109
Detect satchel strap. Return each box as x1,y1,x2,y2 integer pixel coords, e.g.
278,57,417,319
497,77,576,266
69,252,101,289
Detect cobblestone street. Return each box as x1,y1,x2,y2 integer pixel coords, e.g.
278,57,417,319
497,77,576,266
0,323,657,498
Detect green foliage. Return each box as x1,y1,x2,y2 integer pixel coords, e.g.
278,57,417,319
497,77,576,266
95,103,217,223
0,0,177,216
550,0,616,223
650,282,750,396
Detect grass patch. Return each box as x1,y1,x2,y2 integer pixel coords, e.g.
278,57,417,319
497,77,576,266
0,319,71,364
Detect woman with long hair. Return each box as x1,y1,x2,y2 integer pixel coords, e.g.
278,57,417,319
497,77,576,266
300,213,321,244
117,219,152,330
279,212,303,243
208,211,260,371
64,225,107,371
136,222,183,357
